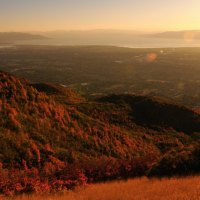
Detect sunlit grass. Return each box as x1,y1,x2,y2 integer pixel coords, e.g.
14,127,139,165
10,176,200,200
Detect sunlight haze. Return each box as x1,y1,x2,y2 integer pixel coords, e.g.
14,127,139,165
1,0,200,32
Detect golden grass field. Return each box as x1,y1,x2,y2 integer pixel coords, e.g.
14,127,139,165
7,176,200,200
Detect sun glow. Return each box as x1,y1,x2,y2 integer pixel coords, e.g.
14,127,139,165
0,0,200,32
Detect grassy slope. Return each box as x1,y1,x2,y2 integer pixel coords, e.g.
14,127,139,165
10,176,200,200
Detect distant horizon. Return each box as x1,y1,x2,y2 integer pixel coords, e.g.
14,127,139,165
1,0,200,32
1,29,200,34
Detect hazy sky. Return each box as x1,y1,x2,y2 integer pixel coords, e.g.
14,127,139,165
1,0,200,32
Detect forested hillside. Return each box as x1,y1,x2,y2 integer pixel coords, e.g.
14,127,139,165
0,71,200,196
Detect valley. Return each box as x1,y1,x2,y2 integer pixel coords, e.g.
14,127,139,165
1,46,200,107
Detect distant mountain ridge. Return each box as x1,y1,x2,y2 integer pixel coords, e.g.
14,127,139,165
40,29,200,40
144,30,200,39
0,32,48,42
2,30,200,42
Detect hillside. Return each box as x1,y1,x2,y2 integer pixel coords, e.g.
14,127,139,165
144,30,200,39
0,32,47,42
0,71,200,196
98,94,200,134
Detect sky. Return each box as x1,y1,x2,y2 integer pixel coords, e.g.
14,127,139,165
1,0,200,32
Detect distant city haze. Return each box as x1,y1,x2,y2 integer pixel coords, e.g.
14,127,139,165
1,0,200,32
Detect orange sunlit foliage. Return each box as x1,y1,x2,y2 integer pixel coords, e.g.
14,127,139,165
0,71,200,197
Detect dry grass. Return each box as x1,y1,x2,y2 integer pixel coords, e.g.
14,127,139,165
7,176,200,200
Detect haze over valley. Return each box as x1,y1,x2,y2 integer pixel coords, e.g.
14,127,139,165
2,30,200,48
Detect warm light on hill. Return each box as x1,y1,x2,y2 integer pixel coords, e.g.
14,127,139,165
11,176,200,200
